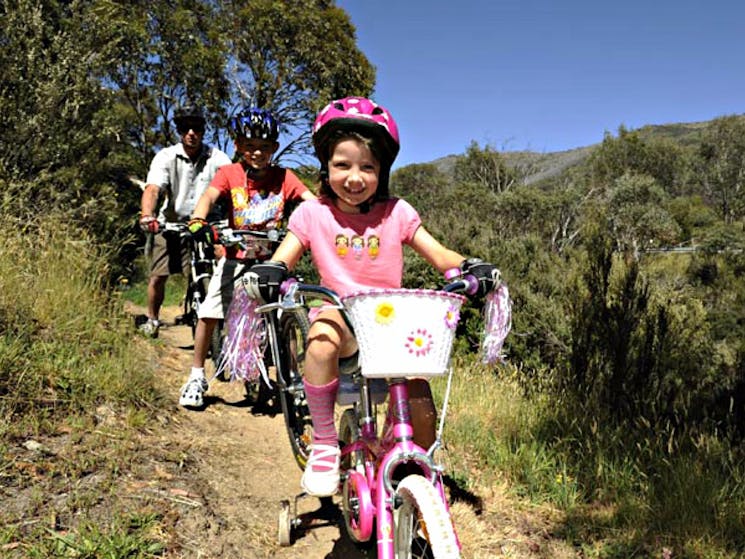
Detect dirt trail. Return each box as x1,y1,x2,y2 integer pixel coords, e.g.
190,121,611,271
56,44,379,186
132,303,375,559
131,304,563,559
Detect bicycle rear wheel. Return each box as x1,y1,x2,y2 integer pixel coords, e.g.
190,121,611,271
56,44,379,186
277,310,313,470
394,474,460,559
210,318,226,373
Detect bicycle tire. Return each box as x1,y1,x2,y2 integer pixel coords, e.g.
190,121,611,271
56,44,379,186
278,499,293,546
210,318,225,371
277,310,313,470
394,474,460,559
339,408,364,472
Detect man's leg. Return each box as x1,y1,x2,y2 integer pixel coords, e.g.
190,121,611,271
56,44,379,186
147,274,168,322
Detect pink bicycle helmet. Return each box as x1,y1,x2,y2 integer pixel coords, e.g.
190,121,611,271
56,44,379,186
312,97,400,167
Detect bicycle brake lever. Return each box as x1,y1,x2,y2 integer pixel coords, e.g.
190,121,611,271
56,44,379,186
255,281,302,314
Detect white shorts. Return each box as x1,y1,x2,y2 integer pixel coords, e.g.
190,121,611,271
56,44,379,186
197,258,250,320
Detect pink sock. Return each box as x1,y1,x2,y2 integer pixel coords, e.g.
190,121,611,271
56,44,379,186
304,378,339,447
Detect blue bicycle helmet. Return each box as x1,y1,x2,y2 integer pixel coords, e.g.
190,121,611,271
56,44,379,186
229,108,279,141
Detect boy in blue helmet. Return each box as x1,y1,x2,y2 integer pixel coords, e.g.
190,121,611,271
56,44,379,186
179,108,316,408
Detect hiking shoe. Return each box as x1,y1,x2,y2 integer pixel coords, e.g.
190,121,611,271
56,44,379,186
179,377,209,409
138,318,160,339
300,444,340,497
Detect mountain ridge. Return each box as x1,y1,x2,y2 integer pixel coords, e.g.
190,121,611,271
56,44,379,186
425,117,740,186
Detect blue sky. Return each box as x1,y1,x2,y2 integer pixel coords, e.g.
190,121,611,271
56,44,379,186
336,0,745,169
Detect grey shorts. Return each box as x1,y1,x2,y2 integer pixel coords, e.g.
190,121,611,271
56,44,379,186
148,230,191,277
197,258,251,320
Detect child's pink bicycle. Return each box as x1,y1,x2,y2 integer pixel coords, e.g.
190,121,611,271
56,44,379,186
273,271,504,559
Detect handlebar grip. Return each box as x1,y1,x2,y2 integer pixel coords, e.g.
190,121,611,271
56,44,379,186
443,267,462,280
462,274,479,296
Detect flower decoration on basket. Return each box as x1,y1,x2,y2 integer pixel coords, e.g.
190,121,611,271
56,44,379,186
374,301,395,325
444,304,460,330
406,328,433,357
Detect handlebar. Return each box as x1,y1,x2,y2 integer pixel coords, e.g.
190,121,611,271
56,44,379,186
157,220,285,248
216,226,286,247
251,275,480,332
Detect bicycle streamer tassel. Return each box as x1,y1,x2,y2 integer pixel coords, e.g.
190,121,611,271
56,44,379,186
214,287,269,385
480,282,512,364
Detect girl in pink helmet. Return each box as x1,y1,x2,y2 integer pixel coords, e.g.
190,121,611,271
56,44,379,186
247,97,499,496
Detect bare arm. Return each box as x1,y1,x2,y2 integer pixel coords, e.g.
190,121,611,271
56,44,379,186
140,184,160,217
409,226,465,273
301,189,317,201
190,186,221,220
271,231,306,270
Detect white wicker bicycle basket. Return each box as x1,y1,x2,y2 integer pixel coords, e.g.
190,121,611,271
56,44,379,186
342,288,466,378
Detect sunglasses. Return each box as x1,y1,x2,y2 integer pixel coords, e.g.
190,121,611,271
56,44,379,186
177,121,205,134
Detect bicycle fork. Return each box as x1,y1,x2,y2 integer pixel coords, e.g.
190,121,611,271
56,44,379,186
374,381,447,558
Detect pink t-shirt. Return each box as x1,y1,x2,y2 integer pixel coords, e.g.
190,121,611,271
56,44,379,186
288,197,422,298
210,163,309,260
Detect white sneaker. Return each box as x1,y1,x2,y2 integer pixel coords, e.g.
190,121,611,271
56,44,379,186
138,318,160,338
300,444,340,497
179,377,208,408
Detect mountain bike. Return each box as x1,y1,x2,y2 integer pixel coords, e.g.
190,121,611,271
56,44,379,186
215,228,314,471
274,273,494,558
162,221,224,362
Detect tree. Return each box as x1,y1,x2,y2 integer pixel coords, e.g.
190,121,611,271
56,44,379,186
697,115,745,224
0,0,375,280
607,173,681,255
391,163,450,209
222,0,375,162
453,142,522,194
587,126,689,195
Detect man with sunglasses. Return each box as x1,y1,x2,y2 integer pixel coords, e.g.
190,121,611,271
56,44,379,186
138,103,231,338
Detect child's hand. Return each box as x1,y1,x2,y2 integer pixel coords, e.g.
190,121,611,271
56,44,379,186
245,261,289,303
460,258,501,297
188,218,218,244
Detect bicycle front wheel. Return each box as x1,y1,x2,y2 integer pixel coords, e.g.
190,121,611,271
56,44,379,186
277,310,313,470
394,474,460,559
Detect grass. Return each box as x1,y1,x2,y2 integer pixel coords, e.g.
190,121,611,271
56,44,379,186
432,356,745,558
123,255,188,309
0,217,168,556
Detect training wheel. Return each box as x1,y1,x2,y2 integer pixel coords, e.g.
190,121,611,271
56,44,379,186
278,499,293,546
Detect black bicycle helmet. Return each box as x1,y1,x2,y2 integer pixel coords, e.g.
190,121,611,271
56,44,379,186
173,103,205,127
228,108,279,141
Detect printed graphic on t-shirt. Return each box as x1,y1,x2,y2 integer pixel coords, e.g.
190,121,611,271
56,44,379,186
368,235,380,259
335,234,349,257
231,189,284,229
229,188,284,259
351,235,364,259
335,233,380,260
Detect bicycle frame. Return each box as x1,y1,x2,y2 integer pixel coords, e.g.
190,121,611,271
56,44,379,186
215,228,313,469
349,379,453,557
162,221,219,332
276,278,477,558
